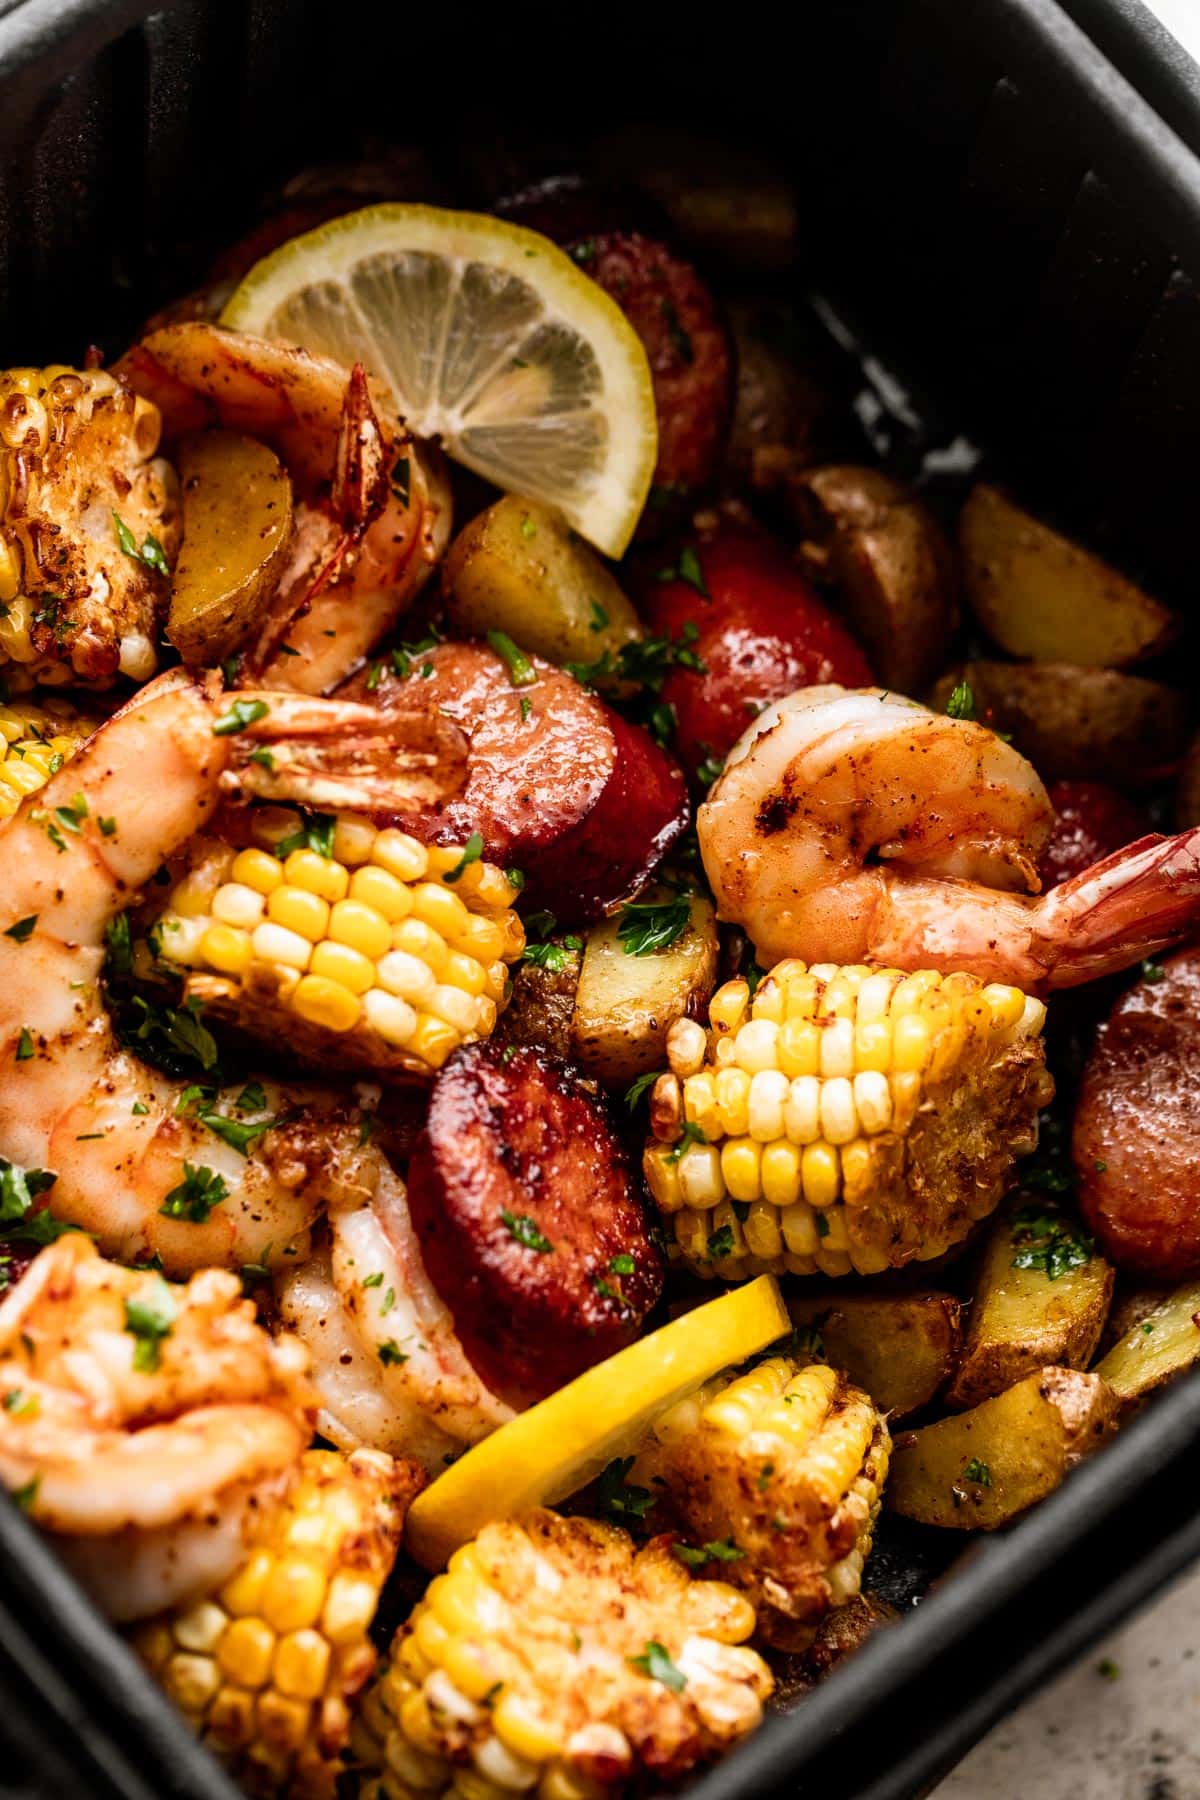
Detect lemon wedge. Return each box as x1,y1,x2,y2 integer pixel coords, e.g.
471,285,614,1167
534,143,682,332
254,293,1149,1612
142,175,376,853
221,203,658,558
405,1275,790,1569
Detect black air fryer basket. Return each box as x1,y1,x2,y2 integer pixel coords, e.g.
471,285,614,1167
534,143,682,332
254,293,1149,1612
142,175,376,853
2,2,1200,1796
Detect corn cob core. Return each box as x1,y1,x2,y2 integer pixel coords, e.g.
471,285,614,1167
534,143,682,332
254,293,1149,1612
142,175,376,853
632,1356,890,1651
0,365,177,687
150,809,525,1075
353,1509,773,1799
135,1448,412,1800
0,696,95,816
644,960,1052,1279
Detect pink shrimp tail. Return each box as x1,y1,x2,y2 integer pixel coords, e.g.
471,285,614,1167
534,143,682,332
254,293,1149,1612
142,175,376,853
1037,829,1200,988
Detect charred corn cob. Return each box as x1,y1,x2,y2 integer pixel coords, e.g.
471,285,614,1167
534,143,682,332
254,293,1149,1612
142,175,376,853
0,365,177,686
644,960,1053,1279
0,696,95,815
135,1448,416,1799
150,810,525,1075
632,1356,890,1650
354,1509,772,1799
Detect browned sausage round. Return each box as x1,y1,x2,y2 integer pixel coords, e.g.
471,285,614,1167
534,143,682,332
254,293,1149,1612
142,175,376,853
1074,947,1200,1276
342,641,688,922
406,1041,664,1402
570,232,733,514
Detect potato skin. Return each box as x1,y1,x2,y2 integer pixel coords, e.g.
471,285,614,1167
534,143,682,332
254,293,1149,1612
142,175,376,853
572,232,733,514
787,1292,961,1420
1074,949,1200,1277
930,662,1190,788
639,523,872,777
169,430,294,666
568,893,719,1086
789,465,958,693
406,1042,663,1404
1039,782,1151,890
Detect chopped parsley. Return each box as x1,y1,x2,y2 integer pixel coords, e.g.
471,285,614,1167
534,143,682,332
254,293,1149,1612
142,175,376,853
444,832,484,884
486,629,537,687
1010,1204,1094,1281
628,1641,686,1693
522,914,583,974
500,1210,553,1253
757,1461,776,1492
672,1537,745,1569
105,912,134,977
519,696,533,723
212,697,269,737
665,1121,708,1164
695,753,724,788
378,1340,407,1366
814,1211,831,1238
610,1253,636,1275
617,893,691,957
0,1159,71,1248
565,621,706,692
964,1458,993,1487
3,917,36,943
707,1224,736,1261
2,1389,37,1418
624,1068,664,1110
677,545,707,595
363,1271,384,1289
391,455,410,507
198,1105,278,1156
159,1163,229,1224
520,513,537,539
15,1029,33,1062
588,599,609,632
11,1475,39,1511
125,994,219,1075
945,681,976,721
124,1281,177,1372
113,512,170,578
595,1456,656,1522
1141,959,1166,983
381,1287,396,1316
274,810,336,860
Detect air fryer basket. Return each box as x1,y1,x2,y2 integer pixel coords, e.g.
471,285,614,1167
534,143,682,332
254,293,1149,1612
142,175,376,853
2,1,1200,1796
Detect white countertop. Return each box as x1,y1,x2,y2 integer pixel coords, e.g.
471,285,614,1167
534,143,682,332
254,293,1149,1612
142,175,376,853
933,1561,1200,1797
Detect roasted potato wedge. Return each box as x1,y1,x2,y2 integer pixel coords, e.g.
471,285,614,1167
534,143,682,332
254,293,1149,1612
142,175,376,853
496,942,584,1065
442,496,642,680
788,1292,962,1419
886,1368,1118,1530
947,1200,1113,1409
1094,1281,1200,1405
791,465,958,692
570,893,719,1085
958,484,1175,667
930,661,1190,787
168,430,293,666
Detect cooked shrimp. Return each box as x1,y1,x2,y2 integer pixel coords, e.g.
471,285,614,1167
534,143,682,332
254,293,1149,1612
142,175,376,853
0,1234,315,1620
119,323,452,691
0,364,178,687
700,686,1200,992
0,669,461,1273
276,1153,513,1476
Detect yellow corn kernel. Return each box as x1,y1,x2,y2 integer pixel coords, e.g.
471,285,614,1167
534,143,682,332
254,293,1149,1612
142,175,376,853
455,913,506,964
349,863,413,922
720,1138,762,1203
173,1602,227,1655
328,897,392,961
491,1692,564,1764
818,1016,855,1078
854,1018,892,1073
408,1014,461,1070
428,983,478,1034
220,1549,273,1619
373,829,430,882
983,983,1026,1032
819,1077,857,1145
255,1690,311,1753
713,1066,751,1138
709,978,750,1036
801,1142,840,1210
891,1012,932,1074
261,1558,327,1634
218,1617,277,1689
364,988,418,1047
309,939,376,995
783,1075,820,1144
678,1143,725,1210
778,1017,820,1078
675,1209,712,1269
273,1628,331,1700
283,848,349,903
293,975,362,1033
393,917,449,975
199,923,253,978
733,1019,780,1074
231,847,284,896
409,882,470,941
267,884,330,942
252,921,312,972
377,950,438,1007
208,1685,256,1746
211,882,266,929
890,1070,922,1133
779,1200,820,1259
436,1636,505,1705
322,1571,379,1646
682,1071,719,1139
332,816,378,866
760,1139,801,1207
0,539,19,604
163,1653,220,1713
853,1071,892,1134
643,1146,683,1212
743,1198,784,1259
441,951,487,996
749,978,785,1024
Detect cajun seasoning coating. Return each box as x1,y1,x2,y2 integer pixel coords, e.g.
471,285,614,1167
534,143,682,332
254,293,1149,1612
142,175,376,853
406,1041,664,1403
1074,948,1200,1277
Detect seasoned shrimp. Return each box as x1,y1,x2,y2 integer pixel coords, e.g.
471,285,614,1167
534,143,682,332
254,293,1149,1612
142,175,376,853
277,1154,513,1475
701,686,1200,991
0,364,178,687
120,323,452,691
0,670,462,1273
0,1234,315,1620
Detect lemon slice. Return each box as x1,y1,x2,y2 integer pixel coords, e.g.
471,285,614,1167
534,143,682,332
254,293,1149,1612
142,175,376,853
221,203,658,558
405,1275,790,1569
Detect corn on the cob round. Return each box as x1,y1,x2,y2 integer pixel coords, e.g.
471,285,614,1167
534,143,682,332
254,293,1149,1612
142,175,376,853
0,365,177,686
632,1355,890,1650
0,696,95,816
150,810,526,1075
135,1447,414,1799
643,960,1053,1279
353,1509,773,1799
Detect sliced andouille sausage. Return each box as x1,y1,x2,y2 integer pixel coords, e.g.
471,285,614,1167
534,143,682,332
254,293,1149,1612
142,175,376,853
638,523,873,778
343,641,688,920
406,1041,663,1403
569,231,734,517
1039,782,1151,891
1074,948,1200,1278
